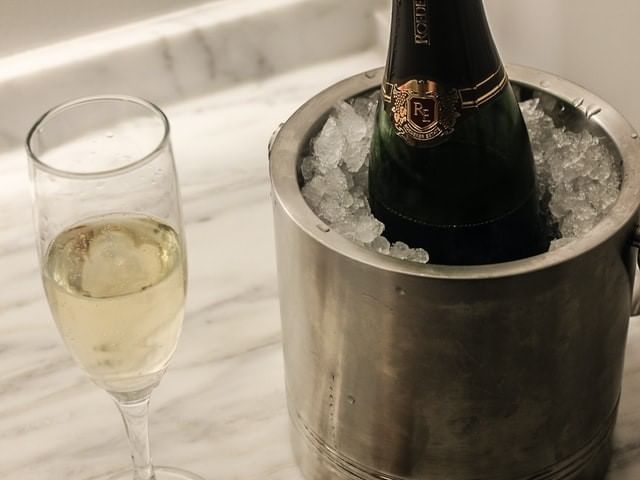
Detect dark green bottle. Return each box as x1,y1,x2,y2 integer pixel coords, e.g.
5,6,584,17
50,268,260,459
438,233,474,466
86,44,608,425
369,0,549,265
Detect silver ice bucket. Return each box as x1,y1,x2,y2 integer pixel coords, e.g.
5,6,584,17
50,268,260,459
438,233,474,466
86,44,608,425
268,65,640,480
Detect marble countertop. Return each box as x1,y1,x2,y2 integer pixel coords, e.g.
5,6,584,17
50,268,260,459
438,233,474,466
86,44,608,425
1,2,640,479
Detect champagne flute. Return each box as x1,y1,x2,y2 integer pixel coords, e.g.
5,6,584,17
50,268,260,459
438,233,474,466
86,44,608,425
26,96,204,480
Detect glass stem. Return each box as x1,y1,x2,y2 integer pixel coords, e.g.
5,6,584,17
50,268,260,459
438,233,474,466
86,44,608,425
116,396,156,480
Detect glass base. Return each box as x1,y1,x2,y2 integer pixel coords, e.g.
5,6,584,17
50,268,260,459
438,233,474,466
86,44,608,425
107,466,206,480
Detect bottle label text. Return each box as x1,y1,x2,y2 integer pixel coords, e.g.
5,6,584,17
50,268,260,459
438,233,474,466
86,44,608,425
413,0,430,44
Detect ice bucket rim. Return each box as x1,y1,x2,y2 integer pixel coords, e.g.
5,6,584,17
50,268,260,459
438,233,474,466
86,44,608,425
269,64,640,280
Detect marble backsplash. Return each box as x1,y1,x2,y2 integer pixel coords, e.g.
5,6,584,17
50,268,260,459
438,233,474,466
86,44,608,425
0,0,385,153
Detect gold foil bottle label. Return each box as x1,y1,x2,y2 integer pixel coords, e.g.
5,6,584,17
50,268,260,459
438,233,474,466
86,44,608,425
384,79,460,146
383,66,508,147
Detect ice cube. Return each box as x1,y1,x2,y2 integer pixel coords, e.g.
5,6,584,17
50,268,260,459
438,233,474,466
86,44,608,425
335,102,368,142
371,236,391,254
300,156,317,182
301,176,326,208
335,102,370,173
407,248,430,264
318,196,347,223
352,93,379,120
313,116,345,173
389,242,411,260
333,220,358,242
348,187,368,213
340,192,355,209
323,168,349,198
354,215,385,244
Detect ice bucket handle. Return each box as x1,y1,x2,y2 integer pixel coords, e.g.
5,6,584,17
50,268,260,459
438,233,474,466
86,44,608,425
631,226,640,315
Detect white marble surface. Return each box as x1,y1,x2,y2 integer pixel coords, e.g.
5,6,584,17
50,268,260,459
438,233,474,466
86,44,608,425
0,0,383,153
2,2,640,479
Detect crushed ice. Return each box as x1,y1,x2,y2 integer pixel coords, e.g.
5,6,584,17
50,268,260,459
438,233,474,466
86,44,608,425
520,99,621,249
301,93,621,263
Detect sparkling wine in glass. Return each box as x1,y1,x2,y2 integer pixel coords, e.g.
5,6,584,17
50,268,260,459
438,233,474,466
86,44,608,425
27,96,204,480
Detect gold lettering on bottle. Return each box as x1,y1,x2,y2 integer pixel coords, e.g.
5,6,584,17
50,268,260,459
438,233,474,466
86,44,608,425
414,0,430,45
413,101,433,123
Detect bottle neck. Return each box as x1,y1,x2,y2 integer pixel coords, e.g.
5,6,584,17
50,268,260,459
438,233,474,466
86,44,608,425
386,0,502,88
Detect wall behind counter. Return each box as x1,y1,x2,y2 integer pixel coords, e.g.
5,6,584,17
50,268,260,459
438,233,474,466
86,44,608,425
486,0,640,130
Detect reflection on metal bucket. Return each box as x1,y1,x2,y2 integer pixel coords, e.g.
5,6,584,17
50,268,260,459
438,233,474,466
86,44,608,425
269,65,640,480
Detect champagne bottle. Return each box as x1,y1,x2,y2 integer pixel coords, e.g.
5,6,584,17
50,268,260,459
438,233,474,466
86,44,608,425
369,0,549,265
